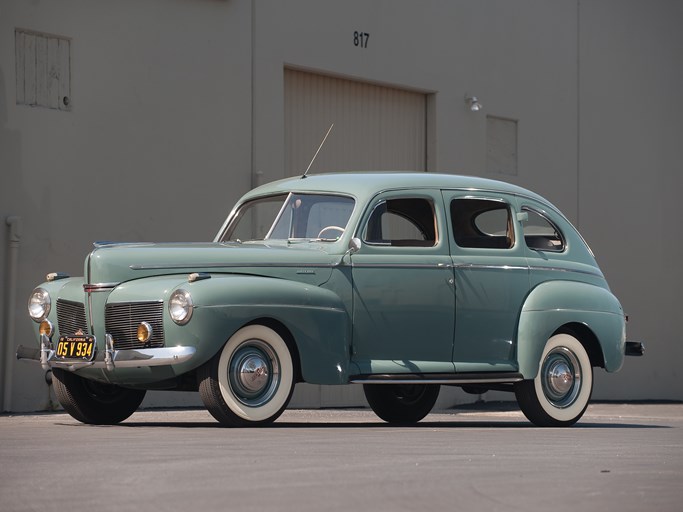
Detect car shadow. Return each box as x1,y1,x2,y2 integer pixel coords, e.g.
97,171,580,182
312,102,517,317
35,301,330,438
54,418,669,430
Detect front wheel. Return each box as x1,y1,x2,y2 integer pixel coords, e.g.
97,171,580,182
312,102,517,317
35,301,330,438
52,368,146,424
198,325,295,427
363,384,440,425
515,333,593,427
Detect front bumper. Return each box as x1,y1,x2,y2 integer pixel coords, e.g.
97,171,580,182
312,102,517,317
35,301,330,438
17,334,196,372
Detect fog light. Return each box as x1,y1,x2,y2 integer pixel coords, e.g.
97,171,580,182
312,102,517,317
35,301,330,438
39,319,54,338
137,322,153,343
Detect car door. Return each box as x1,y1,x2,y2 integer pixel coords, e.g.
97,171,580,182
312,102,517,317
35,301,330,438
443,191,530,372
350,191,456,375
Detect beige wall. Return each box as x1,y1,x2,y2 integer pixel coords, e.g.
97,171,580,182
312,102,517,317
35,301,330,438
0,0,254,410
578,0,683,400
1,0,681,411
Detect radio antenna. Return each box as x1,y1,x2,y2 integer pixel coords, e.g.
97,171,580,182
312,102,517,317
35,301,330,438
302,123,334,179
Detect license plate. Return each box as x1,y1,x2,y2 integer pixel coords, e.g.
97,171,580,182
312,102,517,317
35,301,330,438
56,335,96,361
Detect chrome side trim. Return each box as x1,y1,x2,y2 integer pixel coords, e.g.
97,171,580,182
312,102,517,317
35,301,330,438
16,342,196,371
130,262,340,270
528,265,603,278
453,263,528,271
452,262,603,279
208,303,346,314
351,263,452,269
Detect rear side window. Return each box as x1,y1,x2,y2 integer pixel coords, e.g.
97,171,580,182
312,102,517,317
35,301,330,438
522,208,565,252
451,198,514,249
364,198,437,247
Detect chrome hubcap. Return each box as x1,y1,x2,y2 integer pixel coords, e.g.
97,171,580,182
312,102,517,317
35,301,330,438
228,340,280,407
541,347,581,408
237,354,270,393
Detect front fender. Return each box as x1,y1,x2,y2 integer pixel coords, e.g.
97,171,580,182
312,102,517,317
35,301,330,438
167,274,351,385
517,280,626,379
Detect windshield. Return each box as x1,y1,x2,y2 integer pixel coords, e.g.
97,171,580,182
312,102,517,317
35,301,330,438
221,193,355,242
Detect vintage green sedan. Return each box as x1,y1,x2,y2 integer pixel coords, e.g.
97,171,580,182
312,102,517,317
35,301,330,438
19,172,643,427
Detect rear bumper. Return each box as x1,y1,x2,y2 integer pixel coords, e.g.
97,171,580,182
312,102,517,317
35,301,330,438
625,341,645,356
17,334,196,372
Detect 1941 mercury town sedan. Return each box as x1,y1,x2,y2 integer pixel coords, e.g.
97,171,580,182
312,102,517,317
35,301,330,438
18,172,643,427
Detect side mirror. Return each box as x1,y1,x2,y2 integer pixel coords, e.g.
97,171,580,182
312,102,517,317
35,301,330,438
516,212,529,222
348,237,361,254
337,238,361,267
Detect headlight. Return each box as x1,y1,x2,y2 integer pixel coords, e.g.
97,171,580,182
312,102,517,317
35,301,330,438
169,289,193,325
28,288,51,322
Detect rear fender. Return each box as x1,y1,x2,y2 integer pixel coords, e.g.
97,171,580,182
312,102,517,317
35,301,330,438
517,280,626,379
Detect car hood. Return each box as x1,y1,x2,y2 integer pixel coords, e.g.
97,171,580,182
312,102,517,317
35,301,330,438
85,241,339,286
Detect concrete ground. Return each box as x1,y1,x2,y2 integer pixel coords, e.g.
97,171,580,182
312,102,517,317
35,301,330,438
1,403,681,512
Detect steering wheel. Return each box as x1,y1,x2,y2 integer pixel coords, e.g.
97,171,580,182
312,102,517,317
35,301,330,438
317,226,345,239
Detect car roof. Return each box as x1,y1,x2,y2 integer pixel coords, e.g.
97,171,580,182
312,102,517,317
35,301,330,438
243,171,550,206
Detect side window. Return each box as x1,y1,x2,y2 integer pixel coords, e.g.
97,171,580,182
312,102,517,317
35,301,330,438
364,198,437,247
451,198,514,249
522,208,565,252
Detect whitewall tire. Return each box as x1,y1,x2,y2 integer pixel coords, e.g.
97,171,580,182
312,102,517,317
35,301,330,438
515,333,593,427
199,325,295,426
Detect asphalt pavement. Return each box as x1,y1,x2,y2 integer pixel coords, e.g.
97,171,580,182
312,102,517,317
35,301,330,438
1,403,681,512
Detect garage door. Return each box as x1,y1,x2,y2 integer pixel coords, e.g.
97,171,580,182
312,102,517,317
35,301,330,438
285,69,427,176
284,69,428,408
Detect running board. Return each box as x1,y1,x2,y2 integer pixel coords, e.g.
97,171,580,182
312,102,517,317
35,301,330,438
349,372,524,385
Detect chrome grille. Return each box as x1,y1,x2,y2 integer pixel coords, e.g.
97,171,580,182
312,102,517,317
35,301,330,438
56,299,89,335
105,301,165,350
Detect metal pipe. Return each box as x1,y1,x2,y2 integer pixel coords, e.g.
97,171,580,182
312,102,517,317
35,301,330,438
3,216,21,412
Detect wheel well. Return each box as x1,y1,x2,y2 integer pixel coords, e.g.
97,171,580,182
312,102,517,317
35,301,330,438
246,318,304,383
554,323,605,368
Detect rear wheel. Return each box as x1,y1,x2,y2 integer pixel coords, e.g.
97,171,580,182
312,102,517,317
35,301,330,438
363,384,440,425
199,325,295,427
52,368,146,424
515,333,593,427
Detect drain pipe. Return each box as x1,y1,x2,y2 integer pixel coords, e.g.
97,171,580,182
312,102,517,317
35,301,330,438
3,216,21,412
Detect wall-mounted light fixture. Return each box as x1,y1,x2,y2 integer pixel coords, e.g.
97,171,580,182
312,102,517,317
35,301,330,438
465,94,483,112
